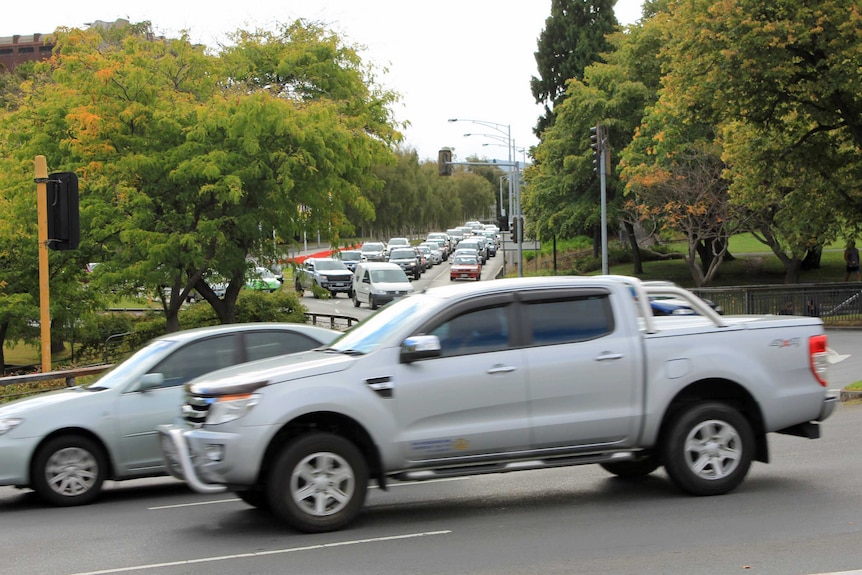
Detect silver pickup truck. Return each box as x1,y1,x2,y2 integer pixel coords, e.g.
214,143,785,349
159,276,836,533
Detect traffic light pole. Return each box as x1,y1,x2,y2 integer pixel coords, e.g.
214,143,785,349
438,156,523,277
590,124,609,275
34,155,51,373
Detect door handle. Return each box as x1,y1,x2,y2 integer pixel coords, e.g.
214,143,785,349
487,365,516,374
595,352,623,361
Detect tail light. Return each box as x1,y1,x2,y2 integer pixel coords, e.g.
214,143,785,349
809,334,828,387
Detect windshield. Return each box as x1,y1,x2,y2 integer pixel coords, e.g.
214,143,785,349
389,249,414,259
361,243,384,253
329,296,426,354
453,256,477,265
371,269,407,282
316,259,346,270
255,267,276,279
341,252,361,261
85,339,177,390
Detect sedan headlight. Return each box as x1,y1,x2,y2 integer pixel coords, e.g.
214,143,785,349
205,393,262,425
0,418,23,436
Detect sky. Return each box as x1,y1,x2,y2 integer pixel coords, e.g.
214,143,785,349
3,0,644,164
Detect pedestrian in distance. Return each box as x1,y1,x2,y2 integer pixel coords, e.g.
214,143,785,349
845,240,861,281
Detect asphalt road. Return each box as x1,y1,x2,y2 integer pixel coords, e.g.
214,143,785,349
2,403,860,575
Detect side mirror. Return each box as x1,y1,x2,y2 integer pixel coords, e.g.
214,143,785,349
139,372,165,391
400,335,441,363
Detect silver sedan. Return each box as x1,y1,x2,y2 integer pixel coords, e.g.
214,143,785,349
0,323,339,507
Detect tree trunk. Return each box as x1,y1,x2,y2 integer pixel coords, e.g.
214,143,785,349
624,221,643,275
0,320,7,373
801,245,822,270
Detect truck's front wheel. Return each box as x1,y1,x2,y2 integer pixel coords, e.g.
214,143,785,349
662,402,753,496
267,432,368,533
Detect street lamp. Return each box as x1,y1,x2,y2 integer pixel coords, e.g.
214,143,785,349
451,118,523,276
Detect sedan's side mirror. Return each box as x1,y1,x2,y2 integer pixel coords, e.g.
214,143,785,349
139,372,165,391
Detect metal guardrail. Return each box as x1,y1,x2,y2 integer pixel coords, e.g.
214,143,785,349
693,283,862,324
0,364,112,387
304,312,360,330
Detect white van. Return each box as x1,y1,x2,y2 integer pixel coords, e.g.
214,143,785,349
352,262,414,310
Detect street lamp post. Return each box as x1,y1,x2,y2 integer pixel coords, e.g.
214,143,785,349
450,118,523,277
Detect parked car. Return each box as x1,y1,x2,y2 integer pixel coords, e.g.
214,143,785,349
456,238,487,264
359,242,387,262
245,266,282,292
294,258,354,298
387,247,423,280
385,237,410,258
352,262,414,309
426,232,451,259
450,254,482,281
419,242,443,265
0,323,340,507
337,250,363,273
643,281,725,315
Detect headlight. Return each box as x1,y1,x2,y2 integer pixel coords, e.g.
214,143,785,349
0,418,23,436
205,393,261,425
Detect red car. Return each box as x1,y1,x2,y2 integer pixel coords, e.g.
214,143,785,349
450,254,482,281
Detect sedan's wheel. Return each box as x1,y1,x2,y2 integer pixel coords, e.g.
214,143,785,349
600,455,660,478
267,433,368,533
661,402,753,496
32,435,107,506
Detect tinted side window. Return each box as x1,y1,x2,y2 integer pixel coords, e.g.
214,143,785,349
525,295,614,345
149,334,237,387
430,306,509,357
245,331,322,361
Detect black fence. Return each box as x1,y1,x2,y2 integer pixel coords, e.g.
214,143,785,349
693,282,862,325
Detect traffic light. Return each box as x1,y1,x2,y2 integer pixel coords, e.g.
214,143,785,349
589,124,601,174
511,216,521,243
438,148,453,176
46,171,80,250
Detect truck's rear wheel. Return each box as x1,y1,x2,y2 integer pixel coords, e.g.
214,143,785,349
661,402,753,496
267,432,368,533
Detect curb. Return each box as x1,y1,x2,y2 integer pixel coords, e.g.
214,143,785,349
839,389,862,402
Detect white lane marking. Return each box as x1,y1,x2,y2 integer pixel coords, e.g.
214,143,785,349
68,530,452,575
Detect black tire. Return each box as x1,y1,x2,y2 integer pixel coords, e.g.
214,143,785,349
353,295,361,308
370,300,379,310
347,289,355,299
312,282,321,299
31,435,107,506
661,402,754,496
267,433,368,533
235,488,270,510
294,280,303,294
600,455,660,478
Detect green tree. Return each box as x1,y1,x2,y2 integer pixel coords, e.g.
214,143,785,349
526,19,664,270
657,0,862,282
2,20,401,332
531,0,619,136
